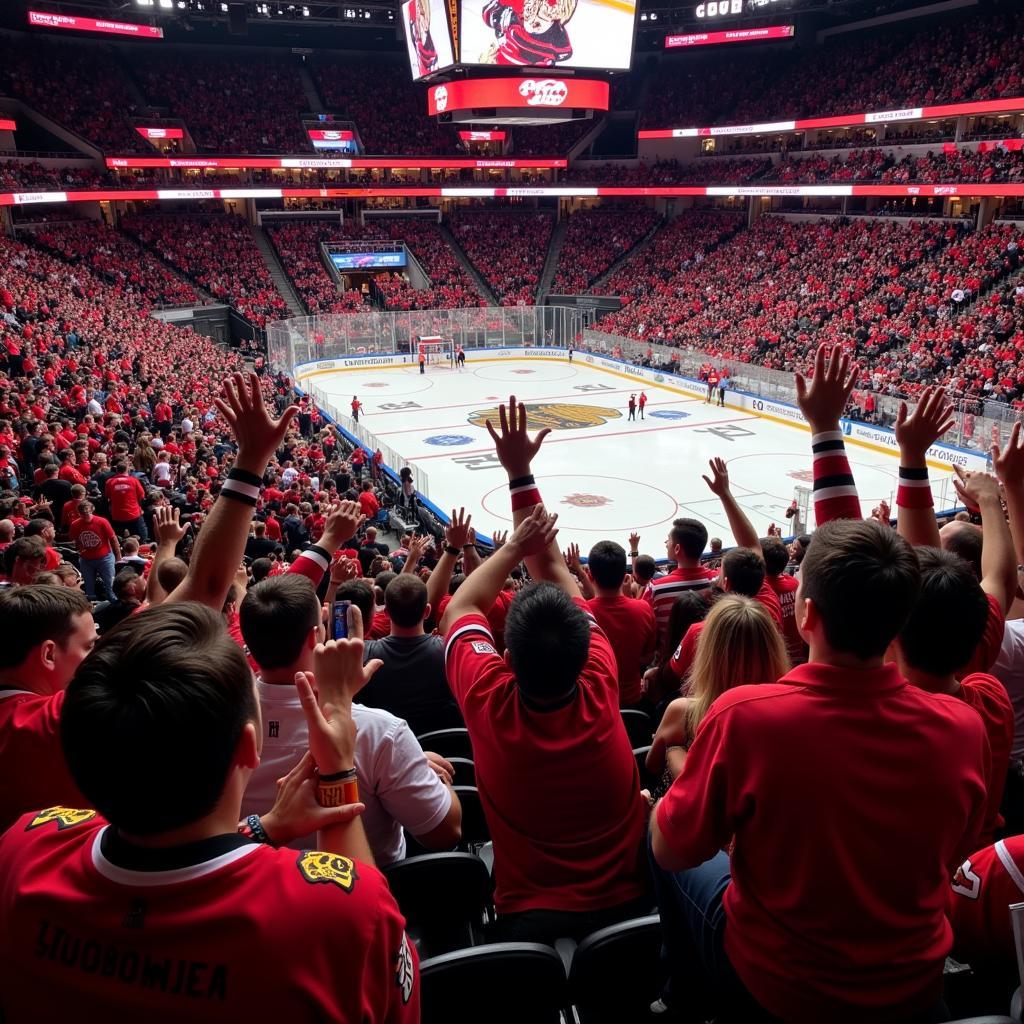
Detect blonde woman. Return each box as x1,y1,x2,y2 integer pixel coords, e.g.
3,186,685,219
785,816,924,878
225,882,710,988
646,595,789,782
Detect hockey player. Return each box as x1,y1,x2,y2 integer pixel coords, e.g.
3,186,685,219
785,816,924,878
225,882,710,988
408,0,438,76
478,0,577,66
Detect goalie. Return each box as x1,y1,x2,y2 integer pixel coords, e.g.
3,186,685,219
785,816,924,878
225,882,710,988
478,0,577,66
409,0,438,77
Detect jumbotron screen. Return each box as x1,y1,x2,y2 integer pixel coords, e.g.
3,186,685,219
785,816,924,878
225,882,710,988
402,0,457,80
330,251,408,271
459,0,637,72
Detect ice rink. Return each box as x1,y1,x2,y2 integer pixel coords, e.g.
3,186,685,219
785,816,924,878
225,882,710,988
313,356,951,550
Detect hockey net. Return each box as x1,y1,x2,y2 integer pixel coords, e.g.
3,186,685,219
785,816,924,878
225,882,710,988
417,336,453,367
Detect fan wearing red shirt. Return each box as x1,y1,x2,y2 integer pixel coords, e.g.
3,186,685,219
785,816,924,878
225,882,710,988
650,347,991,1023
583,540,656,709
642,518,716,644
358,481,381,520
105,461,149,541
441,398,648,944
0,585,96,834
761,536,807,665
0,603,418,1024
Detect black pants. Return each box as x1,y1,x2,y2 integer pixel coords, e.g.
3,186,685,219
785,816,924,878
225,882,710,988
490,895,652,946
419,362,425,374
629,408,636,420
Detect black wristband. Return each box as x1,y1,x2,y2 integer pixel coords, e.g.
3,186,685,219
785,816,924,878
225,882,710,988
898,466,930,480
246,814,275,846
227,467,264,487
218,486,258,507
508,474,535,491
319,767,358,783
445,544,460,556
462,544,475,549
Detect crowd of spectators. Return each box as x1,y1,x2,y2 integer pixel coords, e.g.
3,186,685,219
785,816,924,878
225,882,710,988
551,206,660,294
132,54,308,154
122,211,289,328
449,210,554,305
28,220,202,309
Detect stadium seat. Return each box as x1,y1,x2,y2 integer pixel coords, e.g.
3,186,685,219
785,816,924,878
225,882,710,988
452,785,490,854
417,727,474,760
568,915,663,1023
383,852,491,957
446,756,475,787
633,745,659,791
419,942,569,1024
620,708,654,747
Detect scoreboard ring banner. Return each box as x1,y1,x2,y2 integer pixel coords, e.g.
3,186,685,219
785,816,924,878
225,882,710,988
427,77,609,116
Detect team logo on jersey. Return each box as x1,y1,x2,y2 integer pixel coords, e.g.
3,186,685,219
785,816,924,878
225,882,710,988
468,403,620,432
26,806,97,831
297,851,359,892
395,933,415,1004
425,434,473,447
471,640,497,655
952,859,981,899
787,469,814,483
561,493,612,508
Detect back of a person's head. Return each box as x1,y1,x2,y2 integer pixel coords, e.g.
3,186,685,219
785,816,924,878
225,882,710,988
250,556,273,583
0,585,91,670
375,569,396,595
633,554,657,584
112,570,140,601
6,536,47,574
899,547,990,676
939,521,983,579
722,548,765,597
61,603,256,836
156,556,188,595
240,573,320,670
587,540,627,590
335,580,374,625
504,582,590,703
663,591,709,660
448,572,466,596
385,573,429,627
671,518,708,561
689,595,789,733
24,518,51,539
801,520,920,660
760,537,790,577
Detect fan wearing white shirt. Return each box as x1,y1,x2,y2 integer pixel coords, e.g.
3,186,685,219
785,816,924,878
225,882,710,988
238,573,462,859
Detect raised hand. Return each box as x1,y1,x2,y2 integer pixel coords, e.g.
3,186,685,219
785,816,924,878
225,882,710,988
992,421,1024,486
294,670,357,777
153,505,190,546
445,507,473,549
953,465,1001,511
329,555,359,586
701,457,730,497
401,533,429,573
214,372,297,474
492,529,508,549
628,532,640,553
895,386,955,461
794,345,859,434
321,499,365,550
484,395,551,478
508,504,559,559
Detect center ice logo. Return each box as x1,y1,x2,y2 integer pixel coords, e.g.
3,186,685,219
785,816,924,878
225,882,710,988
468,402,621,431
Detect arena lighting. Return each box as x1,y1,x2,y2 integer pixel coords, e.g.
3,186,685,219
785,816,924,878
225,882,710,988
159,0,173,8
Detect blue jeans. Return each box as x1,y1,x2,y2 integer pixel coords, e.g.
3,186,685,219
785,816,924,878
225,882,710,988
82,553,115,601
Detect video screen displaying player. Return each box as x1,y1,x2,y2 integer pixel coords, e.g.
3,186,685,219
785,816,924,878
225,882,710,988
402,0,456,80
460,0,636,70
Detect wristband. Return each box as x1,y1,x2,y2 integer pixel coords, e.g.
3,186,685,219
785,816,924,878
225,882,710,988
227,468,264,487
319,766,358,783
630,551,639,558
444,544,460,556
218,484,258,506
508,474,535,490
317,780,360,807
246,814,276,846
462,544,475,550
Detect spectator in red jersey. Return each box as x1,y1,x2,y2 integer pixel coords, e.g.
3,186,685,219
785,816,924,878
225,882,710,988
69,500,122,601
104,460,148,542
582,539,657,711
760,535,807,665
0,585,96,833
441,398,648,944
358,480,381,521
642,518,716,645
649,347,990,1022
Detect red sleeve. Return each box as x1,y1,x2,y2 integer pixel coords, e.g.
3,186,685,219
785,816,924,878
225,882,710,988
367,893,420,1023
812,430,862,525
668,622,701,680
960,595,1005,678
949,839,1024,965
755,580,784,629
288,545,330,587
102,518,116,543
444,614,505,707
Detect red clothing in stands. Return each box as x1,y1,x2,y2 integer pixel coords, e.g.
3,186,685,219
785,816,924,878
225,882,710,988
70,515,117,560
949,836,1024,966
643,565,716,640
656,662,989,1023
960,595,1005,678
0,689,84,834
444,610,646,915
0,811,418,1022
105,473,146,520
584,594,657,706
765,572,806,663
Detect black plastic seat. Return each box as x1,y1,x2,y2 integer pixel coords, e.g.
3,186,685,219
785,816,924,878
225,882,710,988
620,707,654,747
420,942,568,1024
569,914,663,1023
383,852,491,958
416,727,474,761
452,785,490,854
446,756,475,787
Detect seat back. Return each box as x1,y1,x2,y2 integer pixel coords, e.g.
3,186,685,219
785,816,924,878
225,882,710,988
421,942,568,1024
620,708,654,747
383,852,491,957
569,915,663,1024
452,785,490,849
446,756,475,787
417,727,474,761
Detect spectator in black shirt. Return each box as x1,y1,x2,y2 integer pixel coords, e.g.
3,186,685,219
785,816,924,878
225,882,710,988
36,463,73,526
245,521,283,561
358,526,389,576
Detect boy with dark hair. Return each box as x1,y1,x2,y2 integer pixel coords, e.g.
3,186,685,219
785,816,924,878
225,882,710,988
442,397,648,944
583,540,656,709
650,346,991,1022
761,535,806,664
643,517,715,642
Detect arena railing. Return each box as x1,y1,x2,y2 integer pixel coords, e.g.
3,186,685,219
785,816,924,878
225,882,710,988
580,328,1024,457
